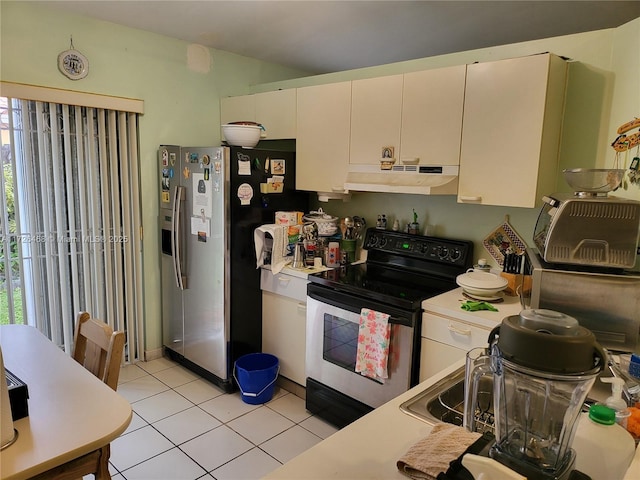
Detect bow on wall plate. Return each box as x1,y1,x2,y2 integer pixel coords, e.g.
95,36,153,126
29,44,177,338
58,36,89,80
611,117,640,188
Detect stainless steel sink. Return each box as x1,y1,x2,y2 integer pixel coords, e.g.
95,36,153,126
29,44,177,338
400,365,604,429
399,366,469,427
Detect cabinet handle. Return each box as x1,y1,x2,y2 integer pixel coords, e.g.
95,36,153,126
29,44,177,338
448,323,472,336
277,276,291,286
459,195,482,203
297,303,307,313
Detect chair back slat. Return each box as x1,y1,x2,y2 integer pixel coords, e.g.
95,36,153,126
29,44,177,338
72,312,125,391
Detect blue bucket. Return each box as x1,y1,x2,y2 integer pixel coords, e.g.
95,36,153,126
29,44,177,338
233,353,279,404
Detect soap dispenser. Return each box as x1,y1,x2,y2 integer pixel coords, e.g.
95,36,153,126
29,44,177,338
601,376,630,427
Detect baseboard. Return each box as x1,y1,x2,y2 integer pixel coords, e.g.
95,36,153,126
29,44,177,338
144,348,164,362
276,375,306,400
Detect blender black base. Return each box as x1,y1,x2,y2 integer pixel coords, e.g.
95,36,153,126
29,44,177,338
489,445,578,480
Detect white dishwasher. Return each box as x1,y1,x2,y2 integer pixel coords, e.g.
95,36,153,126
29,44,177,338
260,267,310,386
419,288,523,381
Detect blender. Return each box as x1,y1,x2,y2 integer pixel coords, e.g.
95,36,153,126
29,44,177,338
464,309,606,480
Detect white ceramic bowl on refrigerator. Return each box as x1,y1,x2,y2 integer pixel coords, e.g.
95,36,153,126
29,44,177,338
222,124,262,148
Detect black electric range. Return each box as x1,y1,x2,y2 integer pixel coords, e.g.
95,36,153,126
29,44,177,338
308,228,474,311
304,228,474,428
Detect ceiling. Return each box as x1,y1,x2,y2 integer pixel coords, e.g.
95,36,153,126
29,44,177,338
35,1,640,74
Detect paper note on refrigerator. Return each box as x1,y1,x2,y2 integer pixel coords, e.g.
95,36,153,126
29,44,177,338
192,173,212,218
191,216,210,237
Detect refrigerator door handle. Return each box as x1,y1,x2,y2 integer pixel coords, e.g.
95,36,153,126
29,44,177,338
172,185,187,290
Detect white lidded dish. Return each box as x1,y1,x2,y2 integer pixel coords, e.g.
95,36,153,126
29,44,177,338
302,208,339,237
456,270,508,296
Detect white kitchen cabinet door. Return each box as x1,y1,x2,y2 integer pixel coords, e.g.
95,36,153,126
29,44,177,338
419,337,466,383
262,291,307,386
296,81,351,193
400,65,466,166
458,53,567,207
220,89,296,140
255,89,297,139
349,75,403,165
419,309,493,382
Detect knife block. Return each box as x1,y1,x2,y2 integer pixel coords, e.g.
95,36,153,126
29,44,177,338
500,272,531,297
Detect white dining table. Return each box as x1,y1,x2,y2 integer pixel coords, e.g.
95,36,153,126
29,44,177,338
0,324,132,480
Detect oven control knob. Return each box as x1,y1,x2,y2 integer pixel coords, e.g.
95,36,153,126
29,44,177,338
379,237,388,248
449,248,462,262
368,235,379,248
437,246,449,260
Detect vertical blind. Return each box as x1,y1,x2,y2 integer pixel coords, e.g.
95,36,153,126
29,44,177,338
1,98,143,362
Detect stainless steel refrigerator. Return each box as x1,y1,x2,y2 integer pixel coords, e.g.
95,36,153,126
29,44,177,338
158,145,308,390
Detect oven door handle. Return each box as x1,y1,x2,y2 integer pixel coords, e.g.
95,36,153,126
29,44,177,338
307,289,411,326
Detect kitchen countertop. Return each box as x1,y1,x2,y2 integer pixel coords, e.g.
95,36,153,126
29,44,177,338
262,345,635,480
423,287,523,329
260,264,330,279
263,361,462,480
261,257,365,280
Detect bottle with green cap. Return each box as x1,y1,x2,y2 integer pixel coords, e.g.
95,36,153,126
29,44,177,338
572,404,636,479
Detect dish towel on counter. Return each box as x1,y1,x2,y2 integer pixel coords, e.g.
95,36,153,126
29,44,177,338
460,301,498,312
254,224,289,274
397,423,483,480
355,308,391,382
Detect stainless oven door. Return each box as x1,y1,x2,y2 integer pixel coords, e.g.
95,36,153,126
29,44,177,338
306,285,417,408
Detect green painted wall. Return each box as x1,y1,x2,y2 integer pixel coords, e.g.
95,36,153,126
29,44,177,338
0,2,311,356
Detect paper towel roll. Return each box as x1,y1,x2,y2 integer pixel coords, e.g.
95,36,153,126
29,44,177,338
254,224,290,274
0,347,17,449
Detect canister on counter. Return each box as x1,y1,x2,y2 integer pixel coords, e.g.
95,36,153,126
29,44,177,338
326,241,340,268
340,238,357,264
304,239,317,267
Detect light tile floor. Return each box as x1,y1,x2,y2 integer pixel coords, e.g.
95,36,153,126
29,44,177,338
107,357,339,480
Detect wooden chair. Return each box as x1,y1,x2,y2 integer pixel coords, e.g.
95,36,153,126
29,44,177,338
31,313,126,479
72,311,125,391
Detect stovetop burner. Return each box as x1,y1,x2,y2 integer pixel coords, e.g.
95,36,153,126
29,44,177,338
308,229,474,310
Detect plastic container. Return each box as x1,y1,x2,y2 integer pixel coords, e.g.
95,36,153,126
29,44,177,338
572,404,636,480
233,353,279,404
326,241,340,267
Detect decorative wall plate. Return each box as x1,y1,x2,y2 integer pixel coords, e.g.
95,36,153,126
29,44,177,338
58,48,89,80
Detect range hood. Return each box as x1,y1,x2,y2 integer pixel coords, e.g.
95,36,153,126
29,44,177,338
344,164,458,195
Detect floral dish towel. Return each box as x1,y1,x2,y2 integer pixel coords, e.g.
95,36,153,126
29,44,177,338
355,308,391,382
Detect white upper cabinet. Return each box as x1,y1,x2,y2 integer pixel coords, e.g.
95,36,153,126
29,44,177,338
296,81,352,193
349,75,403,165
400,65,466,166
349,67,466,168
220,89,297,140
256,89,297,139
457,53,568,207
